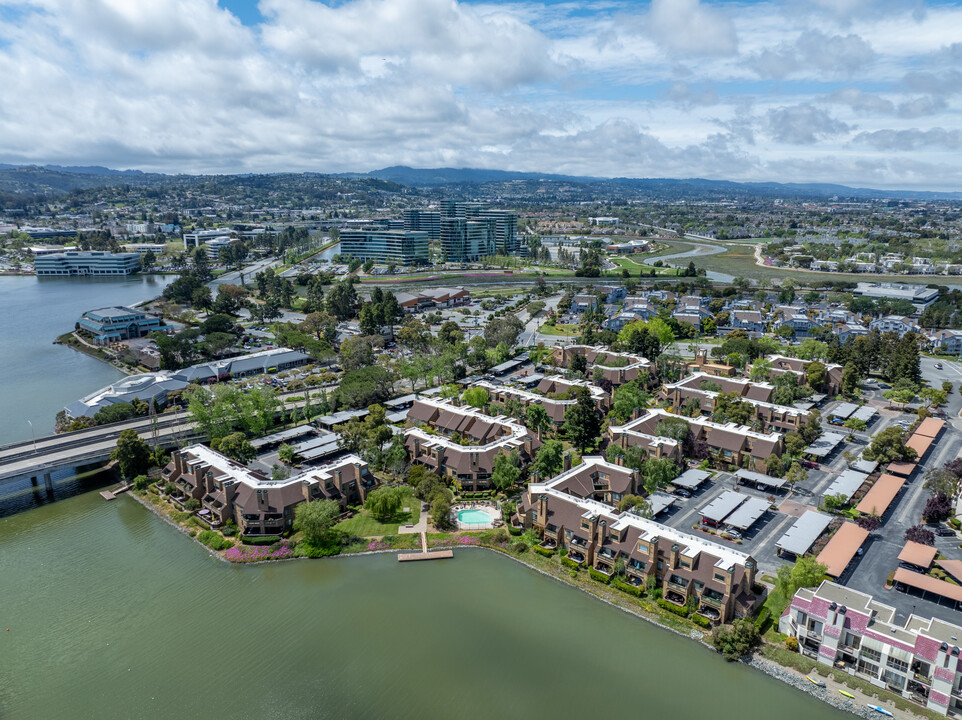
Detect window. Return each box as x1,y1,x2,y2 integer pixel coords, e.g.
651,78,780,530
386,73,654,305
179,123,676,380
680,560,691,569
857,660,879,678
861,647,882,663
714,573,726,582
886,656,908,674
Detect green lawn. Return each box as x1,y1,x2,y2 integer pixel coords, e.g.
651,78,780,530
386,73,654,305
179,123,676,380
539,323,579,336
335,492,420,537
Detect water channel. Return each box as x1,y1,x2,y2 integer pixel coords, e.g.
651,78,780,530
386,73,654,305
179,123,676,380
0,274,176,444
0,490,848,720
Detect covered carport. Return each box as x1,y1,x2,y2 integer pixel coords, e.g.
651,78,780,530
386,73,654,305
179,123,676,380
816,522,870,580
724,496,771,531
894,567,962,609
776,510,832,559
735,468,787,493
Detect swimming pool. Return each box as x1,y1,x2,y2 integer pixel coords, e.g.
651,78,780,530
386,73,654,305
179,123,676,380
457,508,494,526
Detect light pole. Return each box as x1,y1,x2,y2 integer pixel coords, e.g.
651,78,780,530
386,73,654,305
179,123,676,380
27,420,36,454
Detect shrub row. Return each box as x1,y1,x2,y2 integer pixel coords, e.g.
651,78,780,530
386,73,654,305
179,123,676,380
589,568,611,585
561,557,581,570
950,518,961,530
241,535,282,545
692,614,712,628
533,545,556,558
197,530,234,551
612,579,645,598
657,598,691,618
507,526,523,536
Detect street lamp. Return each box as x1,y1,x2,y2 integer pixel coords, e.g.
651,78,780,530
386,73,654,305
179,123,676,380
27,420,36,454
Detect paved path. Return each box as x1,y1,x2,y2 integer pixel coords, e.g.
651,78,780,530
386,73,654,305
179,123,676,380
398,504,428,535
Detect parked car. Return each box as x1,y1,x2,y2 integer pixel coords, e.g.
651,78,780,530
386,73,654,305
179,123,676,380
800,459,820,470
931,525,956,537
674,488,691,498
727,529,742,540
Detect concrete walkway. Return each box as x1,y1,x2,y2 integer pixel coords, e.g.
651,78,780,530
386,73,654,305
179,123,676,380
397,503,428,535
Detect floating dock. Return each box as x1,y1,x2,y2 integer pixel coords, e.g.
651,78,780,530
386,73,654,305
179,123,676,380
398,532,454,562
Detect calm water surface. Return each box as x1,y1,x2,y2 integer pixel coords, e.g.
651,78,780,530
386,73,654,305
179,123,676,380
0,274,175,443
0,491,848,720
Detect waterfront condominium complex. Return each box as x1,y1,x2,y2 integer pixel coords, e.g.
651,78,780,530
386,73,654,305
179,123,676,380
339,229,430,265
34,250,141,276
781,580,962,717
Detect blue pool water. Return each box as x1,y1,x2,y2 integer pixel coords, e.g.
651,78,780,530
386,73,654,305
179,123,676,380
458,509,492,525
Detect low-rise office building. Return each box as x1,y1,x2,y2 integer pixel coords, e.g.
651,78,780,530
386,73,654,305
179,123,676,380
781,580,962,716
35,250,141,276
163,445,377,534
339,229,430,265
77,306,165,345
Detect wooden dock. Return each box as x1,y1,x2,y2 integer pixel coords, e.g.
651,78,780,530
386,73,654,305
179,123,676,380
398,532,454,562
100,483,132,501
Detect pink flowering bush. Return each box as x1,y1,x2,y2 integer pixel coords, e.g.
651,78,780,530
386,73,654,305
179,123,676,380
225,542,294,563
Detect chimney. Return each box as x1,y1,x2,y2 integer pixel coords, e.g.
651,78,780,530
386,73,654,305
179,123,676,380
256,488,268,511
563,452,572,472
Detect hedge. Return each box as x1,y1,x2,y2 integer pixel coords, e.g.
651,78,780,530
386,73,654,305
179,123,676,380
589,568,611,585
533,546,556,557
508,526,523,536
197,530,234,551
612,579,645,598
692,614,712,628
657,598,690,617
950,518,961,530
561,557,581,570
241,535,282,545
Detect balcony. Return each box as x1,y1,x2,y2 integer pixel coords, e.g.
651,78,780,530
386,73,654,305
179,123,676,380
568,550,586,564
570,536,587,548
665,590,686,605
594,563,612,575
700,594,723,607
539,537,557,550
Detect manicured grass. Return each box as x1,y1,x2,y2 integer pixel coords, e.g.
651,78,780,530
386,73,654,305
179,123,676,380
538,323,579,336
335,493,420,536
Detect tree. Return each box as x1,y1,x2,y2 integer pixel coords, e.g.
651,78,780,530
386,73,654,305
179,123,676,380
641,457,679,494
840,362,861,397
855,515,881,532
412,468,445,500
525,405,551,438
618,494,652,518
430,492,452,529
339,335,375,372
462,387,489,409
924,467,959,497
492,450,522,490
785,462,808,486
278,443,297,465
336,366,393,408
711,618,759,661
610,381,648,424
484,315,523,348
294,499,341,546
533,439,564,479
920,387,948,408
775,556,827,601
905,525,935,546
563,385,602,452
111,429,151,479
325,281,359,321
653,417,690,442
805,361,827,390
823,493,847,510
301,311,337,343
569,353,588,377
864,426,917,463
438,320,463,347
749,358,772,382
712,392,754,426
783,431,806,457
883,388,916,409
365,486,403,522
215,432,256,463
923,492,953,523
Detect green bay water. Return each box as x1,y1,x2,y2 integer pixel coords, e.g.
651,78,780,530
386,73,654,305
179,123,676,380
0,274,175,444
0,492,847,720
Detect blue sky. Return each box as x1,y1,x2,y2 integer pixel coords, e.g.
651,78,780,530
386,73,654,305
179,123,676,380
1,0,961,188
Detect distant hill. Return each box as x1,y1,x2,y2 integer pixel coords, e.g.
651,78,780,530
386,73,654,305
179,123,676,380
0,165,166,195
346,166,962,200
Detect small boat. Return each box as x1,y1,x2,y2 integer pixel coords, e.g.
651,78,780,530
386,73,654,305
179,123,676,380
867,705,893,717
839,690,855,699
806,675,826,688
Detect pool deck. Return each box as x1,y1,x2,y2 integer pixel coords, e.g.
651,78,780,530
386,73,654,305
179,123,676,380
398,532,454,562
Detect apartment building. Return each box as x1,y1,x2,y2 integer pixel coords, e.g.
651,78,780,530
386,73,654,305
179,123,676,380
519,464,759,622
781,580,962,717
476,376,608,428
550,345,652,386
766,355,844,395
608,408,784,474
870,315,921,338
404,397,539,491
663,372,806,433
163,445,377,535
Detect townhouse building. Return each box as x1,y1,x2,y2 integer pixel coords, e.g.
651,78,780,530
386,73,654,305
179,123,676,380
662,373,806,433
404,398,539,491
518,465,759,622
608,408,784,474
550,345,652,386
729,310,766,333
837,323,869,344
870,315,921,338
928,329,962,355
476,376,608,428
781,580,962,717
163,445,377,535
766,355,844,395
